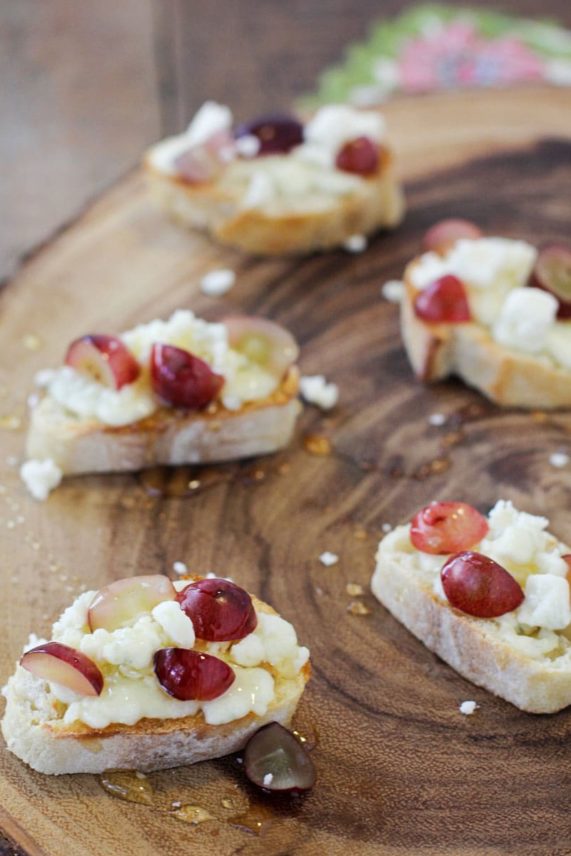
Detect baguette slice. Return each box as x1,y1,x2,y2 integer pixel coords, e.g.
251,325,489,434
144,147,404,256
143,101,404,255
372,527,571,714
401,269,571,409
26,368,300,476
2,597,310,775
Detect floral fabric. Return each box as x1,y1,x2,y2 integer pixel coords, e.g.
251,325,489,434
305,4,571,106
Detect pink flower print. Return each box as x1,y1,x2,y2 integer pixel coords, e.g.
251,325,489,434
398,22,545,94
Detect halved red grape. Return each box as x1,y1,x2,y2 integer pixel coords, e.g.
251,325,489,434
21,642,104,696
223,316,299,379
411,501,489,555
531,244,571,319
335,136,379,176
150,344,224,410
234,114,303,155
244,722,316,793
413,275,472,323
174,130,235,183
154,648,235,701
176,578,257,642
422,219,483,254
65,335,140,389
441,551,524,618
88,575,176,632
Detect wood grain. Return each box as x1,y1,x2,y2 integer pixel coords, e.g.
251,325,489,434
1,88,571,856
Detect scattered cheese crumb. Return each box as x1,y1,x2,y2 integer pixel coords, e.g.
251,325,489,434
200,268,236,297
20,459,63,501
381,523,392,533
550,451,569,468
299,375,339,410
381,280,404,303
262,773,274,787
173,561,188,575
343,234,368,253
428,412,447,427
319,551,339,567
235,134,261,158
459,700,478,716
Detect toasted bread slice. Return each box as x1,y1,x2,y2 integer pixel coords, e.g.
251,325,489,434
145,147,404,256
401,243,571,409
2,597,310,774
372,511,571,714
26,368,300,476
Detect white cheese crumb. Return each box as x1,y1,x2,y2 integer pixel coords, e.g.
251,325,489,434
20,458,63,501
242,171,275,209
459,700,478,715
319,551,339,567
235,134,261,158
381,523,392,533
493,287,558,355
549,451,569,468
428,412,447,427
381,280,404,303
343,234,367,253
518,574,571,630
172,561,188,575
34,368,57,388
200,268,236,297
299,375,339,410
186,101,233,147
263,773,274,787
152,600,196,648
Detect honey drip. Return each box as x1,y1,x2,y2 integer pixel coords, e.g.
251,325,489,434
139,465,230,497
303,434,332,456
98,770,153,805
170,804,215,826
230,802,275,835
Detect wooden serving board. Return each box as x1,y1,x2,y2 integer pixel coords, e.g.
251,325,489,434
1,87,571,856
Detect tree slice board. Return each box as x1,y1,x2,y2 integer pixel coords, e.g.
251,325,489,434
1,87,571,856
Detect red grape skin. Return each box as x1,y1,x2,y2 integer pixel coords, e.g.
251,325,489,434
422,219,483,254
410,502,489,555
154,648,235,701
441,551,524,618
234,114,303,155
176,578,257,642
335,136,379,176
20,642,104,696
244,722,316,793
150,344,224,410
414,275,472,323
531,244,571,319
65,335,140,390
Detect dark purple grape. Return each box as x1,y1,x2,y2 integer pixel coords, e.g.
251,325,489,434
154,648,235,701
244,722,316,793
176,578,257,641
234,114,303,155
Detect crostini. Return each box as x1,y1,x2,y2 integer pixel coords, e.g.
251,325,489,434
1,575,310,774
144,101,405,255
372,499,571,713
401,221,571,408
22,310,301,495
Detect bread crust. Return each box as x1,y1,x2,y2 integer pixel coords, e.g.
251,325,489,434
144,148,405,256
26,369,301,475
372,550,571,713
401,271,571,409
1,598,311,774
